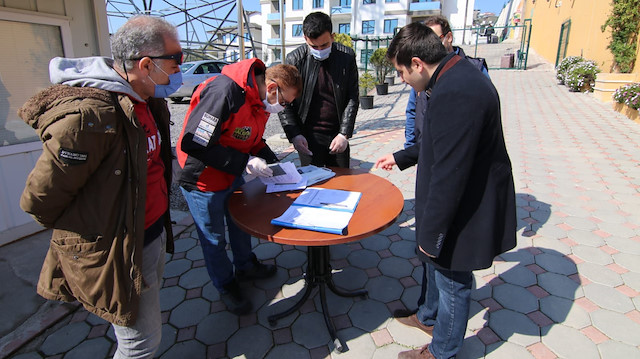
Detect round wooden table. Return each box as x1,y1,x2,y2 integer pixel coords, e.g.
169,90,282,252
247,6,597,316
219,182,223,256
229,168,404,351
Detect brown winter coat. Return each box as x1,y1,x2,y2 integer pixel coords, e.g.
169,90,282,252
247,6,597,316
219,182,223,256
19,85,174,326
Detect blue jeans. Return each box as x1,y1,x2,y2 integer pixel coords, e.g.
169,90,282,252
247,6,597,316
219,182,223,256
417,263,473,359
180,177,255,292
112,231,166,359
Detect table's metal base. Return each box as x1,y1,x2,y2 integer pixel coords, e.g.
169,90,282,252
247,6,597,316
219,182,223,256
268,246,368,352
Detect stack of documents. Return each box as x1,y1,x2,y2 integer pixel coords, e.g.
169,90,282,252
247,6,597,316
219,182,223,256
271,188,362,235
261,163,335,193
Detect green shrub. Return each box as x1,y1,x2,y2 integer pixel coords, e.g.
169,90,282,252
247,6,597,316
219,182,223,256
369,48,393,84
601,0,640,73
565,60,600,92
556,56,584,84
359,71,376,96
334,33,353,49
613,82,640,109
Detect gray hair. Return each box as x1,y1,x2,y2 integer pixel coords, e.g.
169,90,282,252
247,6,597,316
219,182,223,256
111,15,179,71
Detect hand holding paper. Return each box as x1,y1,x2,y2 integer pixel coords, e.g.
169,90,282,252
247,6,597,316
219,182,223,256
246,156,273,177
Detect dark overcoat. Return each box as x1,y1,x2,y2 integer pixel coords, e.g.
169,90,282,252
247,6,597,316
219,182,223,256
399,53,516,271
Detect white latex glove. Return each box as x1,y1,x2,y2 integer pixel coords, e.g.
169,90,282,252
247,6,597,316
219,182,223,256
292,135,313,156
245,156,273,177
329,133,348,154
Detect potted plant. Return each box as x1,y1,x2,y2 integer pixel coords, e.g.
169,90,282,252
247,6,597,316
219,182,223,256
359,71,376,109
556,56,584,85
565,60,600,92
612,82,640,123
370,47,393,95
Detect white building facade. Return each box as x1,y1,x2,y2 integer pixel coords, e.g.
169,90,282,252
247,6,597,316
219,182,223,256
257,0,475,66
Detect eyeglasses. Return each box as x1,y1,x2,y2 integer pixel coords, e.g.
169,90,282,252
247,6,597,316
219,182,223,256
276,87,290,106
130,52,184,65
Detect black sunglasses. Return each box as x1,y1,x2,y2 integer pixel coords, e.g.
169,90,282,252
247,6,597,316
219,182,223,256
131,52,184,65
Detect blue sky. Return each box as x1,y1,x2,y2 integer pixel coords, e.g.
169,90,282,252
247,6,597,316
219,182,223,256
474,0,507,14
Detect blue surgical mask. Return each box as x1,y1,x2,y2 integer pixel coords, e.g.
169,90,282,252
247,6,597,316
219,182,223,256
148,61,183,98
309,46,331,61
263,86,285,113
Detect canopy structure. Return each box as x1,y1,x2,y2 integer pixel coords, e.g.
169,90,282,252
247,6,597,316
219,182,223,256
105,0,258,61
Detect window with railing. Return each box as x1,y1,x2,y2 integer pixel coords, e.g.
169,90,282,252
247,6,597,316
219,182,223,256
292,24,303,37
339,23,350,34
340,0,351,5
313,0,324,8
362,20,375,34
384,19,398,33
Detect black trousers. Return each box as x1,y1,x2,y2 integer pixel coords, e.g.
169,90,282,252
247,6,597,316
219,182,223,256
299,131,350,168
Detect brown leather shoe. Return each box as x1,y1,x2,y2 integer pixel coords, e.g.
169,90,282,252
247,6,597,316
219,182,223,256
398,344,435,359
396,314,434,336
393,307,418,318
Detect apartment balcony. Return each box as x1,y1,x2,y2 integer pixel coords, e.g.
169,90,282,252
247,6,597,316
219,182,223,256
409,0,441,15
267,12,283,24
330,5,352,19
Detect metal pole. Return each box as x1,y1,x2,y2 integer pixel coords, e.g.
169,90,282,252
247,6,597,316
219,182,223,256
461,0,469,44
237,0,245,60
279,0,285,61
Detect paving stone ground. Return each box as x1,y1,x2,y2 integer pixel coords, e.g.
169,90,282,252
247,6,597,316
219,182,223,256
2,49,640,359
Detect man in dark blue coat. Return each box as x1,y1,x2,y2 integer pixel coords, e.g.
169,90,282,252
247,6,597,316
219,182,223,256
375,22,516,359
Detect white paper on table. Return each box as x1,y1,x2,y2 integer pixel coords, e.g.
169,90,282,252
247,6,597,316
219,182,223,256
272,206,353,233
293,188,361,212
297,165,335,185
259,161,302,185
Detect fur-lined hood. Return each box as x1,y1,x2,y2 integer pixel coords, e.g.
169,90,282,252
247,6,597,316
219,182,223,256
18,56,142,134
18,85,115,135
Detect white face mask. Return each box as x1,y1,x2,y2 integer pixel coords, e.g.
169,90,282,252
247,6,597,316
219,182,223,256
263,86,285,113
309,46,331,61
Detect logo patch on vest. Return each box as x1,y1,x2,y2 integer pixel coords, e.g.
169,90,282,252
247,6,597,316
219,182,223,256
232,126,252,141
58,148,88,165
193,112,219,147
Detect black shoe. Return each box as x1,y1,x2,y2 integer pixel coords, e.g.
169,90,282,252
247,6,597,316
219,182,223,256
220,280,252,315
393,307,418,318
235,258,277,281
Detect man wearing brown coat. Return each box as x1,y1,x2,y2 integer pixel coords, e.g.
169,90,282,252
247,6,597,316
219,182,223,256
20,15,181,358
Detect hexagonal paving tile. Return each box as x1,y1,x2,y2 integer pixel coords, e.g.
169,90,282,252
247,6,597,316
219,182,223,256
160,285,186,311
332,266,368,291
347,249,381,269
378,256,414,278
291,312,332,348
366,276,404,303
276,249,307,269
537,272,583,300
488,309,540,347
195,311,239,345
493,283,539,314
169,298,211,328
349,299,390,332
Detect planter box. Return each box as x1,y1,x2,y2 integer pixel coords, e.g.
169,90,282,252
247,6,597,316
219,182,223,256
593,73,639,103
613,102,640,124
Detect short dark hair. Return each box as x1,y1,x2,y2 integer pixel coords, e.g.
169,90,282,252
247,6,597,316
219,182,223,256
423,15,452,36
303,12,332,39
387,22,448,68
